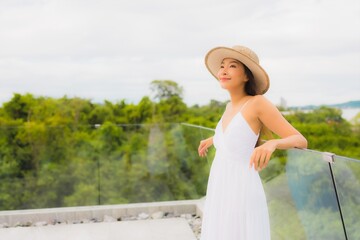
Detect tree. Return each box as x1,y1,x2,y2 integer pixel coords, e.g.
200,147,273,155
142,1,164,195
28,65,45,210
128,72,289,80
0,90,359,213
150,80,184,101
3,93,35,121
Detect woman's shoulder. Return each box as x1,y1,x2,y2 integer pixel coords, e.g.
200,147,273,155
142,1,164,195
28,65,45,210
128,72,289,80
249,95,269,105
249,95,276,114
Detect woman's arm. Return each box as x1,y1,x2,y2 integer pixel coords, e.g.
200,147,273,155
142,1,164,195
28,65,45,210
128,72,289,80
249,95,307,170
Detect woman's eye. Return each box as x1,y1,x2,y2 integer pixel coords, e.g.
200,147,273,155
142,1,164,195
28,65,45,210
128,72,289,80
220,66,224,68
230,64,237,68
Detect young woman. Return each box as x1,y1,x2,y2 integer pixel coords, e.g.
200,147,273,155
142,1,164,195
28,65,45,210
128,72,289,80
198,45,308,240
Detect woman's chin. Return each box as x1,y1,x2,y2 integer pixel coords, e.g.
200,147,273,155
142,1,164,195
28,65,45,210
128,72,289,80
219,84,230,90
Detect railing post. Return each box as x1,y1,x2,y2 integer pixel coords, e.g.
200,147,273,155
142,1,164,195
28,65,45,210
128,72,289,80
326,152,348,240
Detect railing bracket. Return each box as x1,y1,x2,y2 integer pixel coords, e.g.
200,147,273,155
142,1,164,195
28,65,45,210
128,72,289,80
322,152,335,163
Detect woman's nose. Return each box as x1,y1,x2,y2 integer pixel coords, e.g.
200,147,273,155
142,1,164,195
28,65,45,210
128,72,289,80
218,67,228,77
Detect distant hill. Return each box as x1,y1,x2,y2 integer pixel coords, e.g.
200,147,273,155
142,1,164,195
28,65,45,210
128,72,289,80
290,100,360,110
329,101,360,108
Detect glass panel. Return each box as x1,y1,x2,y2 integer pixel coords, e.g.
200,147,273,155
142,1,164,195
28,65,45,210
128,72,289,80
332,155,360,240
0,123,214,210
96,123,214,204
261,149,345,239
1,123,354,240
0,124,100,209
97,123,213,204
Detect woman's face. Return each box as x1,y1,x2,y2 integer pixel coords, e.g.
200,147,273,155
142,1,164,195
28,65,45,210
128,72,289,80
217,58,248,91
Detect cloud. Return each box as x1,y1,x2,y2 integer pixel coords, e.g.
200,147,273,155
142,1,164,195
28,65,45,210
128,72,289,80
0,0,359,107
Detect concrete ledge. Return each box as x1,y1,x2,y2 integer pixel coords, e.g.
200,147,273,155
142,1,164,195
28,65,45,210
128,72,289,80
0,199,205,227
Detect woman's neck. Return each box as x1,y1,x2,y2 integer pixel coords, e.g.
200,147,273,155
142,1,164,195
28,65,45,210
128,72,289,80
229,90,249,107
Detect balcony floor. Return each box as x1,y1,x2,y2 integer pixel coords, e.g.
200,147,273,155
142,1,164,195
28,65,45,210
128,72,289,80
0,217,197,240
0,199,203,240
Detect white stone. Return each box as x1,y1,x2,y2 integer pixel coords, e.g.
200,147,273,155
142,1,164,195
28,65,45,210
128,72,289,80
34,221,48,227
164,212,175,218
180,214,192,219
137,212,149,220
0,223,9,228
193,218,202,226
151,211,164,219
122,216,137,221
103,215,116,222
80,218,91,224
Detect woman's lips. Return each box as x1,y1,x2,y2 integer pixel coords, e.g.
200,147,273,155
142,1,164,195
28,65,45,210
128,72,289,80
219,77,230,82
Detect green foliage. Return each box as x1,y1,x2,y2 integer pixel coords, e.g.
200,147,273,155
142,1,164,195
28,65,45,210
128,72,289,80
286,106,359,159
3,93,35,120
0,84,359,240
150,80,184,101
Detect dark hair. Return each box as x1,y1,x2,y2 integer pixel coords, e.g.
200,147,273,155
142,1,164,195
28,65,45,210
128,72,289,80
244,65,257,96
243,64,272,145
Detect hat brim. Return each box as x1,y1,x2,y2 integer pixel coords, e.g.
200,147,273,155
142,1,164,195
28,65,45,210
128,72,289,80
205,46,270,95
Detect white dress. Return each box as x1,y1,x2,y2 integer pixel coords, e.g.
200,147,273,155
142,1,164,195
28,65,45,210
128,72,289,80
200,104,271,240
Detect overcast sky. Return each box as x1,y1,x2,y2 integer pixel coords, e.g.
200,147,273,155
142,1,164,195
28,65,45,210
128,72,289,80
0,0,359,107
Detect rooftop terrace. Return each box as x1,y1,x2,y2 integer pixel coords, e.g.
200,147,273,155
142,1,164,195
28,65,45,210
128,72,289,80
0,123,359,239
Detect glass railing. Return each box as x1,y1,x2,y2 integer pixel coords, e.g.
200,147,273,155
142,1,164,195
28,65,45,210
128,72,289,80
331,155,360,240
261,149,344,239
0,123,214,209
0,123,359,239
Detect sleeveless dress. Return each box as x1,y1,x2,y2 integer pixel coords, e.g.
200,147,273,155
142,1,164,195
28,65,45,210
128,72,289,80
200,102,271,240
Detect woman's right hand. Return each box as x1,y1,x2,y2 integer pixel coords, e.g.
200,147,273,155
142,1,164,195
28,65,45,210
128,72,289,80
198,137,214,157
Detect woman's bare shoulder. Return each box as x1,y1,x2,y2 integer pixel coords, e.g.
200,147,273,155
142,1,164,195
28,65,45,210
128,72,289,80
250,95,277,114
250,94,271,105
251,95,270,103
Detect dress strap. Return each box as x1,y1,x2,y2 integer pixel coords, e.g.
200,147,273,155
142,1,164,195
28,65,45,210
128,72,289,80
239,97,254,112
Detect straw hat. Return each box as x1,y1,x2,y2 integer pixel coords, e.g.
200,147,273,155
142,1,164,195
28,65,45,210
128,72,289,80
205,45,270,95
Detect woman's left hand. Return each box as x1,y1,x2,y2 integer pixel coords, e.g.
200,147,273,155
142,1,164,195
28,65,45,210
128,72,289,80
249,140,277,171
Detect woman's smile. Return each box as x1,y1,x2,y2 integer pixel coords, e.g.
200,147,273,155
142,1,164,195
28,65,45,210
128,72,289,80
219,77,231,82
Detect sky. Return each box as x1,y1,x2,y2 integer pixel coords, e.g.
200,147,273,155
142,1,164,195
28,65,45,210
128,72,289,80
0,0,359,107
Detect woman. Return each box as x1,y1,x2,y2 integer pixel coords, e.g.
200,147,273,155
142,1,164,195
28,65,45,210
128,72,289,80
198,45,308,240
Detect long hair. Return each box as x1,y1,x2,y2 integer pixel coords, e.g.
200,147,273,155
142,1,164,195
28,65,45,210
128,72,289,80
243,65,273,146
244,66,257,96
